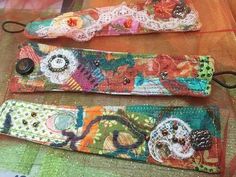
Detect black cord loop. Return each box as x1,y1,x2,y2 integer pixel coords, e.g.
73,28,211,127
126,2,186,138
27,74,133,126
213,71,236,89
2,20,26,33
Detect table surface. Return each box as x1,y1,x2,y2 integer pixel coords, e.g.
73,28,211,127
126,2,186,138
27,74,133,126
0,0,236,177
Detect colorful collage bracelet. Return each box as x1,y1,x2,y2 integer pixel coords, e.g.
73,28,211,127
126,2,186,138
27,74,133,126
2,0,201,41
11,41,215,97
0,100,221,173
1,1,236,175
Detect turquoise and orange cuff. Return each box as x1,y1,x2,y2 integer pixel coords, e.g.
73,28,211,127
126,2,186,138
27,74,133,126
24,0,201,41
10,42,214,97
0,100,221,173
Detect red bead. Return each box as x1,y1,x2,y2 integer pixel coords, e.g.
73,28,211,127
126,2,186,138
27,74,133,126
67,18,77,27
124,19,132,28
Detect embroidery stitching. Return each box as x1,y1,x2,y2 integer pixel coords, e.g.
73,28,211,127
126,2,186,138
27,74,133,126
0,100,221,173
12,42,214,97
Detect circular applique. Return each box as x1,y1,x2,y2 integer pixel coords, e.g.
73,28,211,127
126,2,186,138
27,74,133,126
46,111,76,133
16,58,35,75
41,49,78,84
148,118,195,163
48,54,69,72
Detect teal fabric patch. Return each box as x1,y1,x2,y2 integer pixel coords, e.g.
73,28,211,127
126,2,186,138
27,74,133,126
26,19,52,35
126,105,221,137
76,106,84,128
177,78,208,92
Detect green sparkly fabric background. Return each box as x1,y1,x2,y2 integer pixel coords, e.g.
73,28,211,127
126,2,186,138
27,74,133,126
0,0,236,177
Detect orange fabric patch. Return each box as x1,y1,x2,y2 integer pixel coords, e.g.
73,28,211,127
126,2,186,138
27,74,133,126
78,106,103,152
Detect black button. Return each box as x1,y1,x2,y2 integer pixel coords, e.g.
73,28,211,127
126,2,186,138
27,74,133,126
16,58,35,75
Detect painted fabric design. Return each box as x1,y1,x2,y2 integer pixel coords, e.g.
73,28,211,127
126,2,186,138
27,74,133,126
24,0,201,41
0,100,221,173
10,42,215,97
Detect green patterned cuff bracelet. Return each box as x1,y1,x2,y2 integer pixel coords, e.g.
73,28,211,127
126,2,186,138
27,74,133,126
0,100,221,173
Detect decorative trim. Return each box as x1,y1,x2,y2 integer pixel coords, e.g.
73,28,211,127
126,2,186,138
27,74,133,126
25,0,201,41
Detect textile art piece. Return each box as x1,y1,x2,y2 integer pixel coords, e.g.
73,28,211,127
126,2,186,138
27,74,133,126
24,0,201,41
0,100,221,173
10,42,215,97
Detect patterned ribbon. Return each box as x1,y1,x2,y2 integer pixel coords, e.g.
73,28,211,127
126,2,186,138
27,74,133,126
10,41,215,97
0,100,221,173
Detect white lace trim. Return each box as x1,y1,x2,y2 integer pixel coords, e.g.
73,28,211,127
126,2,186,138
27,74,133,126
148,118,195,163
40,49,78,84
41,3,199,41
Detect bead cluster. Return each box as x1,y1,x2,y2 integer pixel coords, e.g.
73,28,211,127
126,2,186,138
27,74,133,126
123,77,131,85
48,54,70,72
94,60,100,67
172,1,191,19
22,112,40,128
160,71,168,80
148,118,195,163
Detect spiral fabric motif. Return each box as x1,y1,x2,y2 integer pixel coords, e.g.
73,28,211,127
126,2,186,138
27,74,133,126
148,118,195,162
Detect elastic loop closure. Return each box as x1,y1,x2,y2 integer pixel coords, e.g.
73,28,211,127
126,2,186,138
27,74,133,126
213,71,236,89
2,21,26,33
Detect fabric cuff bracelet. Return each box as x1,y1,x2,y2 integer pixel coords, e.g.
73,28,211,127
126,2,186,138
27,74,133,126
2,0,201,41
11,41,215,97
0,100,221,173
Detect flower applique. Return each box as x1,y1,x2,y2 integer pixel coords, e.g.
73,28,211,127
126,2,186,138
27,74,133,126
40,49,78,84
153,0,179,19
